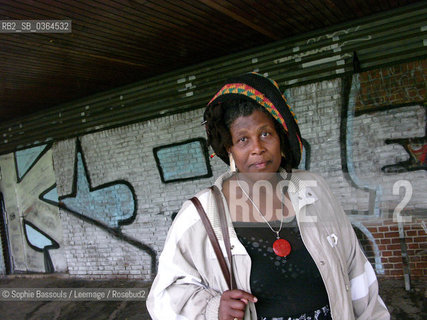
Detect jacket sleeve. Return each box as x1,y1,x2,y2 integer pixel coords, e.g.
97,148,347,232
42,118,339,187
346,222,390,320
146,199,222,320
317,174,390,320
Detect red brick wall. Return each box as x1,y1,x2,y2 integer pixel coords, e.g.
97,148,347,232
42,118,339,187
358,218,427,280
355,59,426,112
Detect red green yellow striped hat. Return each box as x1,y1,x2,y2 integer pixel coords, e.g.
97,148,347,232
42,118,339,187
206,72,303,168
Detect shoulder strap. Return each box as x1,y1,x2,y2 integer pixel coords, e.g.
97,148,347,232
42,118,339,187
190,196,233,290
210,185,236,290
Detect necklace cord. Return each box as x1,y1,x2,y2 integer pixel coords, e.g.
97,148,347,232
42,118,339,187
236,174,288,236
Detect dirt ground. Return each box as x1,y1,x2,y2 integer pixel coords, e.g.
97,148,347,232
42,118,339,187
378,278,426,320
0,274,425,319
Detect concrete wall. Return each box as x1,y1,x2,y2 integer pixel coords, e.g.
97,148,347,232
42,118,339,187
0,147,65,273
0,59,425,280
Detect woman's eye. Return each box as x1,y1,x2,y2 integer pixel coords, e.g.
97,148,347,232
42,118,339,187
261,132,270,137
239,137,247,142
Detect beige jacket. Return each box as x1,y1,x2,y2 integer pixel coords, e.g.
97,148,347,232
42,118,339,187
147,170,390,320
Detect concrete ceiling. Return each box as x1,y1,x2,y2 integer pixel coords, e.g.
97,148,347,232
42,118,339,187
0,0,424,124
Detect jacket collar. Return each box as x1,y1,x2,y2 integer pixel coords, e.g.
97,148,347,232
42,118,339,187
287,169,319,213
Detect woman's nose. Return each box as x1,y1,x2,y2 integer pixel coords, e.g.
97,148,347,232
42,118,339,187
251,138,265,154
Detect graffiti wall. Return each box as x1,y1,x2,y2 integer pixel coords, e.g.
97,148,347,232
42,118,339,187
284,60,426,278
48,111,214,279
0,145,66,273
0,60,425,280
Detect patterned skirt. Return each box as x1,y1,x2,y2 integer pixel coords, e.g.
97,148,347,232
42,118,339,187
259,304,332,320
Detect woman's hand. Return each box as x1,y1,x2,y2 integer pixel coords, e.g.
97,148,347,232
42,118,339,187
219,289,257,320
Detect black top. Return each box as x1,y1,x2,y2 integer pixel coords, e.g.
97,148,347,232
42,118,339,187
233,217,330,319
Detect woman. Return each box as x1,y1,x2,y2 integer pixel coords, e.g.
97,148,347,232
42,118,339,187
147,73,390,320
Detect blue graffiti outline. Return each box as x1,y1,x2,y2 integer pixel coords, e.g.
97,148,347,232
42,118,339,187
153,137,212,184
22,219,59,273
14,143,51,183
38,139,157,277
59,140,137,228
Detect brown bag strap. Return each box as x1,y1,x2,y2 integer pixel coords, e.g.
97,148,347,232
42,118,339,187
210,185,236,290
190,190,236,290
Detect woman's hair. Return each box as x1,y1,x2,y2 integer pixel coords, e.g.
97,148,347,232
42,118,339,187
204,98,293,172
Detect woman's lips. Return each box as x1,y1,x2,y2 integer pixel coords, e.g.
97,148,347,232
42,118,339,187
251,161,268,169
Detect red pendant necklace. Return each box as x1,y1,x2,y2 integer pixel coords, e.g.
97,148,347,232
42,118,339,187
273,234,292,257
237,176,292,258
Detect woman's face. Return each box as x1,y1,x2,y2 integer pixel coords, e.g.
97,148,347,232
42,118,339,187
228,109,282,176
